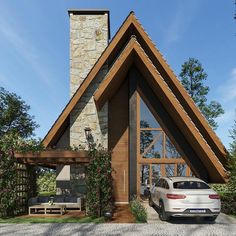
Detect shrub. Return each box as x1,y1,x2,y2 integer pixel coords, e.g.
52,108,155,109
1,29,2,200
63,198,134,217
211,184,236,215
130,198,147,223
219,192,236,215
37,170,56,194
86,147,114,217
0,135,40,216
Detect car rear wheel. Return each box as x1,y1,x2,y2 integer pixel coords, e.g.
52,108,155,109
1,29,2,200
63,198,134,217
149,196,154,207
158,201,169,221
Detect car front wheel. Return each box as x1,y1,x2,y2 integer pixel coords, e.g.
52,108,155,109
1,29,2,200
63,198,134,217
158,201,169,221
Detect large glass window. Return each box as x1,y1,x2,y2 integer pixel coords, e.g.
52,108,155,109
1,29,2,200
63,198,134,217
139,97,182,160
138,95,192,190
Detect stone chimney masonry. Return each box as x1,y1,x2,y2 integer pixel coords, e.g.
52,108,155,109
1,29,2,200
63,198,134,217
69,9,110,97
68,10,110,149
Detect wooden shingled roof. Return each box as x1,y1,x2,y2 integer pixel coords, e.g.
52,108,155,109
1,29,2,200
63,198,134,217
42,12,228,182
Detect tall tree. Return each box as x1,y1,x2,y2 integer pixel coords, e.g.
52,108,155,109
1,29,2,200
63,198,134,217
140,120,153,153
0,87,38,138
0,87,39,216
179,58,224,130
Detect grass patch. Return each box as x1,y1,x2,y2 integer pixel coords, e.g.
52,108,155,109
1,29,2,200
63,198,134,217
230,215,236,219
0,216,105,224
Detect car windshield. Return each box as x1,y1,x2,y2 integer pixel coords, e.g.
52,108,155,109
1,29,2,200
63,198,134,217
173,181,210,189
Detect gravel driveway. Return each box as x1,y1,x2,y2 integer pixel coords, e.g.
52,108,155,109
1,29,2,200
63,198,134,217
0,214,236,236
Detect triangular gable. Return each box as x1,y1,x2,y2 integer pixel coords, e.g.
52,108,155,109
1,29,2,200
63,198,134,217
43,12,227,169
94,37,227,183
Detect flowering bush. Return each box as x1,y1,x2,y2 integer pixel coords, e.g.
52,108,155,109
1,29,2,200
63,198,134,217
86,147,114,217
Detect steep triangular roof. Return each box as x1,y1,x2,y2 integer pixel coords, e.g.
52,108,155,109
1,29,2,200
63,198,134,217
42,12,228,174
94,37,227,182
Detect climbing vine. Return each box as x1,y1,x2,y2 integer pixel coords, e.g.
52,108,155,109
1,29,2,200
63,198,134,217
86,147,114,217
0,134,42,217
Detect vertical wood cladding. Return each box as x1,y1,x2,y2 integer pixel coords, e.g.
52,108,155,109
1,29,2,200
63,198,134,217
108,80,129,202
128,68,138,199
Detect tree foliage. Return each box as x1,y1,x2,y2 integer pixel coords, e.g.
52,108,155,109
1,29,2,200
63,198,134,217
0,87,40,216
140,120,153,153
0,87,38,138
37,170,56,194
179,58,224,130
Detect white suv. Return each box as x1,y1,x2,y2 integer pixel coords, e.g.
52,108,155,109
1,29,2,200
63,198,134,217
149,176,221,221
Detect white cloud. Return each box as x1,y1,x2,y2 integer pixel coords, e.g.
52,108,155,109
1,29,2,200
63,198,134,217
218,68,236,102
0,74,7,86
0,20,54,87
215,109,235,125
163,1,199,44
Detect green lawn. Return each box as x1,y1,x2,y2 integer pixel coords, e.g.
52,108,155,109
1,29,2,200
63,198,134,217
0,216,105,224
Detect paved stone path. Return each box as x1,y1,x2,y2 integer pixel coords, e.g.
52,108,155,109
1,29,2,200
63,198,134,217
0,220,236,236
143,201,236,225
0,205,236,236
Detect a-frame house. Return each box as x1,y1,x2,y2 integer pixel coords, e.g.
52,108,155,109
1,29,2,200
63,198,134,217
16,10,228,204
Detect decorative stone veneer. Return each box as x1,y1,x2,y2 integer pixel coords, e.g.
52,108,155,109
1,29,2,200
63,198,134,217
69,12,109,149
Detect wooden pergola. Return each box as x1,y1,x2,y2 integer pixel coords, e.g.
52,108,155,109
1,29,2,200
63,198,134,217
15,150,89,168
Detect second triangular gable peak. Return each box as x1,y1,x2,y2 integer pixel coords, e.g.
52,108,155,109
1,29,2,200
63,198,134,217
94,37,227,183
42,12,227,168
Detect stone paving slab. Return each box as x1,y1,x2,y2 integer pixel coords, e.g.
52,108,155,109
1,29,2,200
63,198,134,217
0,203,236,236
0,218,236,236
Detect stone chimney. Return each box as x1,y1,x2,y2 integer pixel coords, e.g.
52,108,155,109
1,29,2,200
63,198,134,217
69,10,110,97
68,10,110,149
56,10,110,196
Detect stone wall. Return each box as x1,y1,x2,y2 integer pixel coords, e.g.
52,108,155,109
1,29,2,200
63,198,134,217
56,164,87,196
69,11,109,149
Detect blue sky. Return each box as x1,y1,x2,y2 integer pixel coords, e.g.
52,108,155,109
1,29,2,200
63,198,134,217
0,0,235,148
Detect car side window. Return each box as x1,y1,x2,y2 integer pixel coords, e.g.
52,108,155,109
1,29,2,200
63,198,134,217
156,179,162,187
163,180,170,189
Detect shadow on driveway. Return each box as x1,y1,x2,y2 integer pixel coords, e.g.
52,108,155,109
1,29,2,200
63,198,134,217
151,204,233,225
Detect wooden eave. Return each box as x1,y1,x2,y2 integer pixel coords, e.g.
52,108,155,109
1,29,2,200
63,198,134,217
94,37,227,183
15,150,89,165
42,11,227,169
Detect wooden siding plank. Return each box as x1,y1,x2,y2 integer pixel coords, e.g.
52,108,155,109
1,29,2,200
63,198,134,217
109,80,129,202
129,68,138,199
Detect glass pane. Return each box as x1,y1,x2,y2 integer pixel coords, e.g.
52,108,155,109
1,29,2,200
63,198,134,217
140,98,160,128
165,164,175,176
152,164,161,186
190,170,194,177
177,164,187,176
140,165,150,200
165,136,181,159
140,130,163,158
140,130,154,153
173,181,210,189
